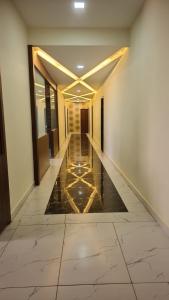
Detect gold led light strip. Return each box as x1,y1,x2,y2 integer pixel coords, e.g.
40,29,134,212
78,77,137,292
62,80,80,93
63,92,94,98
62,80,95,93
63,92,92,101
35,47,79,81
81,47,128,80
66,97,91,101
79,80,96,93
63,47,127,94
35,47,128,100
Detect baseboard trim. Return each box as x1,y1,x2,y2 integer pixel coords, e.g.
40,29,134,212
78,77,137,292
106,154,169,236
11,184,34,220
88,135,169,236
11,136,71,221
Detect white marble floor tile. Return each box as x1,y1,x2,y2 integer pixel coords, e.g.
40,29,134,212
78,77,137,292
16,199,48,217
134,283,169,300
115,222,169,283
5,219,21,230
0,230,15,257
0,287,57,300
19,214,65,225
123,198,148,213
66,211,153,224
0,225,65,287
59,223,130,284
57,284,136,300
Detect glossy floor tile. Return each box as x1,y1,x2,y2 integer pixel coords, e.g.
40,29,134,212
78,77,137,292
0,287,57,300
134,283,169,300
0,230,14,257
0,134,168,299
19,214,65,225
46,134,127,214
65,210,153,223
0,225,65,288
115,222,169,283
57,284,136,300
59,223,130,284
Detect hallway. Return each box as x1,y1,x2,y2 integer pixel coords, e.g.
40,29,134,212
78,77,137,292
0,134,169,299
1,0,169,299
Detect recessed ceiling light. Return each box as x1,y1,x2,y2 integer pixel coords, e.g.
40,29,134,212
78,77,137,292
74,2,85,9
77,65,84,69
77,89,81,93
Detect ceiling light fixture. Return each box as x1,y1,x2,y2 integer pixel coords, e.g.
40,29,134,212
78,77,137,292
74,2,85,9
77,65,84,69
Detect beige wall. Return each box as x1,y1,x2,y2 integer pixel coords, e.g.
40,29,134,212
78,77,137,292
0,0,34,215
93,0,169,229
66,102,91,133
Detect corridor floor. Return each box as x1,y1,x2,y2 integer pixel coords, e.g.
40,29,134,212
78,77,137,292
0,134,169,299
45,134,127,214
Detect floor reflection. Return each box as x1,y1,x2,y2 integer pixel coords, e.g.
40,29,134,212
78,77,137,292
45,134,127,214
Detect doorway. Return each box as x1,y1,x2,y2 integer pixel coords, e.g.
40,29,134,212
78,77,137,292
28,46,60,185
81,109,89,133
0,75,11,233
101,97,104,151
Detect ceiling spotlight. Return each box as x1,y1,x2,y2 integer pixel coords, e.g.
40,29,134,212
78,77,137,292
74,2,85,9
77,89,81,93
77,65,84,69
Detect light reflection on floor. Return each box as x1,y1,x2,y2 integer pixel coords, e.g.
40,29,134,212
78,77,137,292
45,134,127,214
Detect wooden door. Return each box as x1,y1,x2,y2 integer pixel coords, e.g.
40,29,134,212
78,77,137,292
81,109,89,133
0,75,11,233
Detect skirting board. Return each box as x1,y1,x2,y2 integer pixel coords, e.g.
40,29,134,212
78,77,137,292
11,184,34,220
88,134,169,237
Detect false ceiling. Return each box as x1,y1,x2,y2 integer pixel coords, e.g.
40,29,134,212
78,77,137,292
36,46,124,101
14,0,144,29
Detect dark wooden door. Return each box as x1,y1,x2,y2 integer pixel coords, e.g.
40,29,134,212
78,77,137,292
101,98,104,151
91,105,93,137
0,75,11,233
81,109,89,133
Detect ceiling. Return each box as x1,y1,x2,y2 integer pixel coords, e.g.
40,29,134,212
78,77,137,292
37,46,121,101
14,0,144,29
40,45,119,87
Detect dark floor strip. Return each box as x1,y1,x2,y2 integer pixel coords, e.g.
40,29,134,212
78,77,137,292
45,134,127,214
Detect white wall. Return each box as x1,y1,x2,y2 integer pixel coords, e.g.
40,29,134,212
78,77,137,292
93,0,169,229
0,0,34,214
58,89,66,147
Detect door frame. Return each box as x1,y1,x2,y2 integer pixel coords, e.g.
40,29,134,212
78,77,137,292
101,97,104,152
28,45,39,185
28,45,60,184
91,105,93,138
80,108,89,133
0,74,11,233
